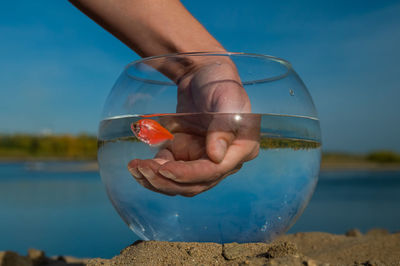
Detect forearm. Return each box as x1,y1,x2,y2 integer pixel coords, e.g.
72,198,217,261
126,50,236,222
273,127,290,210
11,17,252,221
69,0,224,57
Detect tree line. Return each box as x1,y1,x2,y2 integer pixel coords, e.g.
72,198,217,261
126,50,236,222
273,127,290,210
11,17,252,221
1,134,399,163
0,134,97,159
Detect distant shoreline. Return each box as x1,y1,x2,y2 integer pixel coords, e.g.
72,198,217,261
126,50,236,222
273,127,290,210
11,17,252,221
320,161,400,172
1,157,400,172
321,154,400,171
2,134,400,170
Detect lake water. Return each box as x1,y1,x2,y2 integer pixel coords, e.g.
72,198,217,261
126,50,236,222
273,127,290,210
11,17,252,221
0,162,399,258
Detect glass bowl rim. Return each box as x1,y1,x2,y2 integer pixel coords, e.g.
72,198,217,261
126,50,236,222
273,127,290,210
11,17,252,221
124,52,293,86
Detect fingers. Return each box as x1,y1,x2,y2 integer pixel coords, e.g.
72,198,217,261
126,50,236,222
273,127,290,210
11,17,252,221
154,148,174,162
128,139,258,196
158,139,257,184
206,118,236,163
206,132,230,163
128,115,261,196
127,159,164,194
206,113,259,163
128,159,217,197
158,159,219,183
168,133,205,161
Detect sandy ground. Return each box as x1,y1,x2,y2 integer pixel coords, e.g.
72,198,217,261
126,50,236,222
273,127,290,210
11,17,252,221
3,229,397,266
87,229,400,265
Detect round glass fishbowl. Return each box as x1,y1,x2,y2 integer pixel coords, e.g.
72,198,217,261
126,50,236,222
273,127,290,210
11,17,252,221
98,52,321,243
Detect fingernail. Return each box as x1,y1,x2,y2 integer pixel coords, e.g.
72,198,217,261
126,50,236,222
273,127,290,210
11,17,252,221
138,167,155,180
159,169,176,180
215,139,228,162
128,167,141,179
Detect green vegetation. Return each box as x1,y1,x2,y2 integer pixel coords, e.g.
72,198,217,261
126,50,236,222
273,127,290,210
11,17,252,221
1,134,399,165
260,137,321,150
0,134,97,160
322,152,364,161
366,150,400,163
0,134,322,159
322,151,400,165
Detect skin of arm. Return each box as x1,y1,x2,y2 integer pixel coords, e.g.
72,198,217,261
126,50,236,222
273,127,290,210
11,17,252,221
70,0,260,196
69,0,225,81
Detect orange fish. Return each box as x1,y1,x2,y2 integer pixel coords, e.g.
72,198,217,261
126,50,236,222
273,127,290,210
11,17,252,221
131,119,174,146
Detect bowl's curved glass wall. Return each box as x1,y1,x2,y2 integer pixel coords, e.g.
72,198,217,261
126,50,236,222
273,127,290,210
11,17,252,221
98,52,321,242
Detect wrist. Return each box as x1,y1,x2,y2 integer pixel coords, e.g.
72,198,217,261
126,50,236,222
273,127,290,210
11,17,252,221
175,52,239,85
148,50,233,84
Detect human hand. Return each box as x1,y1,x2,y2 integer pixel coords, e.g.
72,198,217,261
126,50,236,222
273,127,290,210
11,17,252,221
128,58,260,197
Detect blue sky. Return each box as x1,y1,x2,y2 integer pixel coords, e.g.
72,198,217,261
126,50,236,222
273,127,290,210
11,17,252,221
0,0,399,153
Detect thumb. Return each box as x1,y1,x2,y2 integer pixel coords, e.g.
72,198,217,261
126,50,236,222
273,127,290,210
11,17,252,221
206,114,237,163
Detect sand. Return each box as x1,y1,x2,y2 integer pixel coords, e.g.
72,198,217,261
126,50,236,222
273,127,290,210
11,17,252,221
88,229,400,266
2,230,399,266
